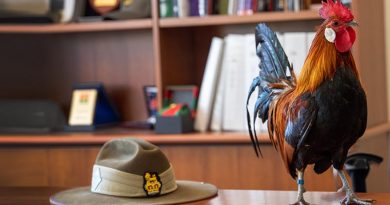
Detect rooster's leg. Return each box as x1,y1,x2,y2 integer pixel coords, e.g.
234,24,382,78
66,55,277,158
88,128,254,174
337,169,373,205
291,170,310,205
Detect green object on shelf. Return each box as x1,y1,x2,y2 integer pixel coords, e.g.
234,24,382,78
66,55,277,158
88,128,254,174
159,0,174,18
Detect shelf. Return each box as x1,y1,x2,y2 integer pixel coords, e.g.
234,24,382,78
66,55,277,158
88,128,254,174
159,10,321,28
0,10,320,33
0,129,269,146
0,122,388,146
0,19,153,34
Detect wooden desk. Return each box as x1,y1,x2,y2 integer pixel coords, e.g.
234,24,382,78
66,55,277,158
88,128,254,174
194,190,390,205
0,187,389,205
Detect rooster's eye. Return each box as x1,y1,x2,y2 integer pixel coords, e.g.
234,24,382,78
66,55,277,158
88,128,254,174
333,21,339,26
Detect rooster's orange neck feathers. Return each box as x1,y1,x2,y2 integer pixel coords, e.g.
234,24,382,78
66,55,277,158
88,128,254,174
294,0,358,94
294,25,359,94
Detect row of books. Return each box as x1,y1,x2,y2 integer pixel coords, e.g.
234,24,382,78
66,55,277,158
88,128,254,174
194,31,316,133
159,0,312,18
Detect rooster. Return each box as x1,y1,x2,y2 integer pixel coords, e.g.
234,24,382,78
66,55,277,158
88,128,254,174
246,1,371,205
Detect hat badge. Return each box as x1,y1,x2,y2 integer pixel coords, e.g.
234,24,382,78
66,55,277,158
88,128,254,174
143,172,162,196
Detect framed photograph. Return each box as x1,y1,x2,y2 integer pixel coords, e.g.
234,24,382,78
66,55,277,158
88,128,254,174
66,82,119,131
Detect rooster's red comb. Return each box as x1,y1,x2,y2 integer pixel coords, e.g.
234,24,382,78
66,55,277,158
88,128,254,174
319,0,354,22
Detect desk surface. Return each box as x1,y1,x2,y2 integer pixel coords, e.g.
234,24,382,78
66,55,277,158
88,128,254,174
1,187,390,205
194,189,390,205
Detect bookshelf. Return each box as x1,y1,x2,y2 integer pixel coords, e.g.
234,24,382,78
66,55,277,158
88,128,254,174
0,1,325,124
159,10,321,27
0,0,388,191
0,19,153,33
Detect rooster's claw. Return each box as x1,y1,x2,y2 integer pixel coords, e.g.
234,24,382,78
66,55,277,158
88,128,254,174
290,199,311,205
340,194,374,205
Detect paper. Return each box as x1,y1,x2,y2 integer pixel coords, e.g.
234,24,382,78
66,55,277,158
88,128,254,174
68,89,98,126
195,37,224,132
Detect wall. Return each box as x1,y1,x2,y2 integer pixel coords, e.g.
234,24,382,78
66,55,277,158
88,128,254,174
359,0,390,193
386,0,390,121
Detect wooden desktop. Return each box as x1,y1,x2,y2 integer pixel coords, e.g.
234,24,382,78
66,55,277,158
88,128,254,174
1,187,390,205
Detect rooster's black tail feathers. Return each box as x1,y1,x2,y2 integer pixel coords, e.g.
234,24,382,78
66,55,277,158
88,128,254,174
246,23,295,157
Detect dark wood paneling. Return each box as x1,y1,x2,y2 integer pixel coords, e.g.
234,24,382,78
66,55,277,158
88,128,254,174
0,30,155,121
0,148,49,186
161,144,335,191
47,148,98,186
159,27,197,89
0,144,336,191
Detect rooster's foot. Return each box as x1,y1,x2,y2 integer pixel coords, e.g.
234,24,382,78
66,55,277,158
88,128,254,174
340,193,373,205
290,198,311,205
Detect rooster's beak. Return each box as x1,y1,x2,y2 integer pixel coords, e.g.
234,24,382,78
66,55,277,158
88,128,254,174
348,21,358,27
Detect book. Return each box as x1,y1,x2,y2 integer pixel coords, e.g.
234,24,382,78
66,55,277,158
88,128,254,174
294,0,300,11
199,0,207,16
210,38,229,132
237,0,253,15
177,0,189,17
189,0,200,16
194,37,225,132
159,0,175,17
283,32,307,76
217,34,266,132
172,0,179,17
306,32,316,52
228,0,238,15
274,0,285,11
217,0,229,14
245,0,254,15
276,32,285,48
286,0,309,11
208,34,268,132
237,0,246,15
251,0,258,13
221,34,247,131
207,0,214,15
245,34,267,133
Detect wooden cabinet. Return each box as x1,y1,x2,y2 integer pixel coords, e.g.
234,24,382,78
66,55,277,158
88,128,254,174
0,136,336,191
0,0,388,191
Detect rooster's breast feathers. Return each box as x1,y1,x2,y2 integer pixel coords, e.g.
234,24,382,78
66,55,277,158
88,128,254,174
271,65,367,178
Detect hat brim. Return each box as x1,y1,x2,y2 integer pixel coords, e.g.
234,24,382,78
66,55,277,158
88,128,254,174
50,180,218,205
